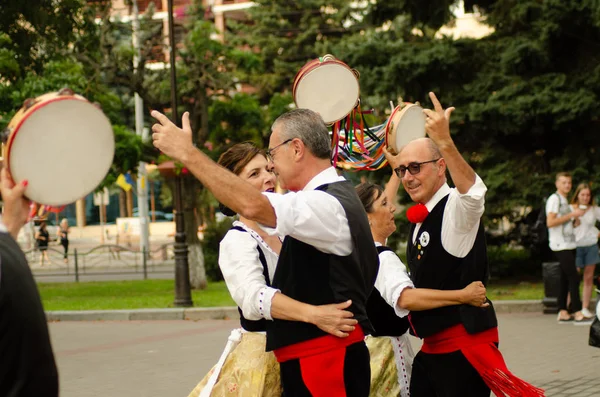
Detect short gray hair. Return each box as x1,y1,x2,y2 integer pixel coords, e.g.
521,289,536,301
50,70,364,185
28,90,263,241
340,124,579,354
426,138,442,159
271,109,331,160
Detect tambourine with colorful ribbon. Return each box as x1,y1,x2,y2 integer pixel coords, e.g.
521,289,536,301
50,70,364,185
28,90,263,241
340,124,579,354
293,55,426,171
334,102,426,170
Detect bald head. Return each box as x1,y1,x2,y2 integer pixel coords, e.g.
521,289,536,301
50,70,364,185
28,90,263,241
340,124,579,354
397,137,446,204
399,138,441,159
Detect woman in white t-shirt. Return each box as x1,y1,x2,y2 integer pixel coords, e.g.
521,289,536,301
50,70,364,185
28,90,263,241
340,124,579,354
570,183,600,319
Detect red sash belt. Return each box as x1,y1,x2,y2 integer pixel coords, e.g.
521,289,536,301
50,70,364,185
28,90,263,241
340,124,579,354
273,325,364,363
274,326,365,397
422,324,545,397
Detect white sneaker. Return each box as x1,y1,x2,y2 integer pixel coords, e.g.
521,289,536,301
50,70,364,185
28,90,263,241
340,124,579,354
582,308,595,319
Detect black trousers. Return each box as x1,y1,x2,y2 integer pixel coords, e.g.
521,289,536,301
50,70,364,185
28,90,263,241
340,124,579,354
554,249,582,312
280,341,370,397
61,240,69,259
410,350,490,397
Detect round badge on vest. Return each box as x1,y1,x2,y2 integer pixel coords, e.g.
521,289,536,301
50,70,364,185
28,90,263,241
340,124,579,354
419,232,430,247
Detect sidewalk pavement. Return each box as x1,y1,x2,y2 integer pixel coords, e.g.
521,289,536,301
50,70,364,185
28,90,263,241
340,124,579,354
45,300,550,322
49,313,599,397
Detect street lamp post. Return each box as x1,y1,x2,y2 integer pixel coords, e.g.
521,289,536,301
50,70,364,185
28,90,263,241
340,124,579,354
167,0,192,307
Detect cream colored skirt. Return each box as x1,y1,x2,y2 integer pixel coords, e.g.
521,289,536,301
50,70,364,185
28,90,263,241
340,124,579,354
188,330,414,397
366,334,414,397
187,330,281,397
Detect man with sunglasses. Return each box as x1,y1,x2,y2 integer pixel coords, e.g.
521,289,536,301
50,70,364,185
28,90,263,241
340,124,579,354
384,93,543,397
151,108,378,397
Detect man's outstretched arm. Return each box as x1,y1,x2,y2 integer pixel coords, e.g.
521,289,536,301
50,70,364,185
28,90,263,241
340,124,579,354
151,110,276,227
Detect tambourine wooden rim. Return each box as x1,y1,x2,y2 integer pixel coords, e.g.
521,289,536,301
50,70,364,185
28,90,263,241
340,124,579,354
4,91,114,206
5,94,87,169
292,55,360,124
384,103,426,154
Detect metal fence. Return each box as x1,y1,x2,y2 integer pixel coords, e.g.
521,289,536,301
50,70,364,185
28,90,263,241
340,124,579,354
25,243,176,281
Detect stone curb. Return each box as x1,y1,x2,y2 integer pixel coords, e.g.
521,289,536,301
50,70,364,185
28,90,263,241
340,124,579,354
491,300,544,314
46,301,556,322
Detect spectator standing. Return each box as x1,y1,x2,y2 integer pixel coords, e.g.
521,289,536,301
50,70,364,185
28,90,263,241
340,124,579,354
546,172,587,323
570,183,600,319
57,218,69,264
35,221,51,266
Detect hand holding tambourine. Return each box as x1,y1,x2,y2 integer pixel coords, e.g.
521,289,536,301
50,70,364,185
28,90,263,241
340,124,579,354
0,168,30,238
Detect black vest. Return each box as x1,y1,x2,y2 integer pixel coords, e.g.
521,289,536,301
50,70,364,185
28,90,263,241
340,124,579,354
265,180,379,351
365,246,410,337
407,195,497,338
230,226,271,333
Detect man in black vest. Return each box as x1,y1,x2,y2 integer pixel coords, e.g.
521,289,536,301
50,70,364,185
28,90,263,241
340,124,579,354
152,109,379,396
0,169,60,397
384,93,543,397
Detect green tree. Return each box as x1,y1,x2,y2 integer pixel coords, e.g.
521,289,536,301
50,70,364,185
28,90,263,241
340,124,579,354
235,0,600,268
92,0,270,288
231,0,371,103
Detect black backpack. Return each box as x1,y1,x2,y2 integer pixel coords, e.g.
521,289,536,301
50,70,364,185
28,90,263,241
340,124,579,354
531,196,552,246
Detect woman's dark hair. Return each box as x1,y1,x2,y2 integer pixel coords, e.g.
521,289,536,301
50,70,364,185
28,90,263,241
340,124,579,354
39,221,47,230
355,182,384,214
217,142,264,216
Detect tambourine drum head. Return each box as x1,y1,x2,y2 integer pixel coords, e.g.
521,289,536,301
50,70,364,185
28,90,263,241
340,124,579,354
294,63,359,124
9,99,114,206
389,105,426,153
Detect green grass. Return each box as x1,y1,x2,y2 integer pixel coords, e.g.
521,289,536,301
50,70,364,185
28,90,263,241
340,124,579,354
38,279,235,311
487,281,545,301
38,279,548,311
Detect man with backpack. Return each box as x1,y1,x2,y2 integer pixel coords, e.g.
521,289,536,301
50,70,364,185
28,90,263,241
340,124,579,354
546,172,588,323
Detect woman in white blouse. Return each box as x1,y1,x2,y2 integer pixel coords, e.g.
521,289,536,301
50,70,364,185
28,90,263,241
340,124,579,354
188,142,355,397
570,183,600,319
355,177,489,397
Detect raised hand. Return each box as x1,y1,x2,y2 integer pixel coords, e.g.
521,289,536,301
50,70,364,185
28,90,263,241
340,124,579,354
0,168,30,239
422,92,455,146
309,300,358,338
383,146,402,171
461,281,490,308
151,110,195,164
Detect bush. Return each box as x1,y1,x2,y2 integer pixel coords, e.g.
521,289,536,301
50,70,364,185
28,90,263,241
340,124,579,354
202,217,234,282
487,244,542,280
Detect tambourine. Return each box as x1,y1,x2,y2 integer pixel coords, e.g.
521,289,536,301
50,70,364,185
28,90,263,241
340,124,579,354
2,88,115,206
293,54,360,124
384,103,426,154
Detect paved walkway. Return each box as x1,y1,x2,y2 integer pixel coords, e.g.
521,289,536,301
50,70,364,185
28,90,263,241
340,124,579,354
48,313,599,397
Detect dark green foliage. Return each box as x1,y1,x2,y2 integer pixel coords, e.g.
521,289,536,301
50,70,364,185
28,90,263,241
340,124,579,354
0,0,96,79
203,217,234,282
487,245,540,279
208,94,266,148
230,0,369,103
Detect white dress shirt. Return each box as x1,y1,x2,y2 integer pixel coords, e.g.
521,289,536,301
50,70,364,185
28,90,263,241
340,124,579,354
261,167,353,256
219,221,280,321
373,242,414,319
412,175,487,258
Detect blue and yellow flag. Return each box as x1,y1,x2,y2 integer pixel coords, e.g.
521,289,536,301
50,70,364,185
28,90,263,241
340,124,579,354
116,174,132,192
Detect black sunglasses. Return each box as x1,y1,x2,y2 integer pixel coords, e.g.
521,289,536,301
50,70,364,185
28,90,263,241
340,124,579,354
266,139,293,161
394,159,440,178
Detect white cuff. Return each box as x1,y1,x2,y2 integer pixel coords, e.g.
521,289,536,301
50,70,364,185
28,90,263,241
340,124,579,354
259,286,279,320
458,174,487,200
